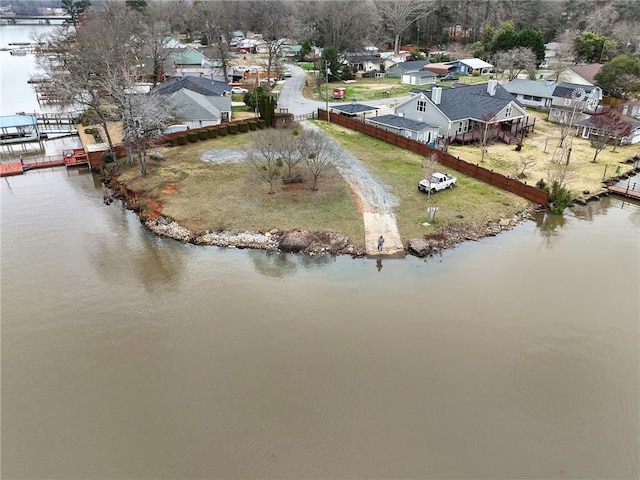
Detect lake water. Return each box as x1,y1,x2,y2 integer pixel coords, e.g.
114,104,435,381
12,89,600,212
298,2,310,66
1,24,639,480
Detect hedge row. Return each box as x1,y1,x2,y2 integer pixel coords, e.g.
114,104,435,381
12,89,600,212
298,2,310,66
168,122,266,146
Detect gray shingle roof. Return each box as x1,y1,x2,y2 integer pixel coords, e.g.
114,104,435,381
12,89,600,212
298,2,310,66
153,76,231,96
410,83,524,121
330,103,379,115
504,79,556,98
406,70,437,78
368,114,436,132
396,60,430,71
552,82,600,99
165,89,231,121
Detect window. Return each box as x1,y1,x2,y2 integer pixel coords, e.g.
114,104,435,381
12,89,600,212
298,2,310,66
417,100,427,112
524,95,533,100
505,105,512,117
533,96,541,102
564,98,571,106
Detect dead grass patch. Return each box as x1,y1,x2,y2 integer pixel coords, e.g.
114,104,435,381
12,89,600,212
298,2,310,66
448,109,638,195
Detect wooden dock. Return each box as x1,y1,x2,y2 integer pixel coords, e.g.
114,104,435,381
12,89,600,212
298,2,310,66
0,148,90,177
607,181,640,200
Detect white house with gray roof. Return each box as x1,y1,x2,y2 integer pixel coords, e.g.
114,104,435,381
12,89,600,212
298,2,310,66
367,114,440,143
163,89,231,128
401,70,437,86
387,60,430,78
389,81,528,143
504,79,556,110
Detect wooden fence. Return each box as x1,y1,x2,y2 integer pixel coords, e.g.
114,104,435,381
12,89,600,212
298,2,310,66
317,109,549,205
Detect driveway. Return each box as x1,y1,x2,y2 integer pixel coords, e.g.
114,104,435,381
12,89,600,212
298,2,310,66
278,66,407,256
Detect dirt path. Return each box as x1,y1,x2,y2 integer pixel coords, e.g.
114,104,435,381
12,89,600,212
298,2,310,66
302,123,404,256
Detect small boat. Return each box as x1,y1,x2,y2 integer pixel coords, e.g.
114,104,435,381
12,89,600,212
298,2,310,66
9,49,27,56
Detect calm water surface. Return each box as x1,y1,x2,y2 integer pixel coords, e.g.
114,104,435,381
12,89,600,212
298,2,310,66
1,166,638,479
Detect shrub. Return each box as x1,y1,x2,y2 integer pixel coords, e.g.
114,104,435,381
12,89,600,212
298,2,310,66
208,128,217,139
166,138,174,147
549,181,572,214
176,134,187,145
228,124,238,134
218,125,228,136
248,121,258,131
238,122,249,133
187,131,198,143
198,130,208,140
257,119,266,129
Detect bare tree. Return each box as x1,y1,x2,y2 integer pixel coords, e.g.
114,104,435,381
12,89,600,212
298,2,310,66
493,46,537,80
193,1,237,83
105,67,173,174
251,0,298,85
271,128,305,178
305,0,381,53
473,113,499,162
517,154,537,178
246,131,284,194
35,4,137,161
376,0,433,54
300,129,338,191
132,2,173,86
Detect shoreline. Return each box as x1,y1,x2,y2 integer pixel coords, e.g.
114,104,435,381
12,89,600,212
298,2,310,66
109,175,540,258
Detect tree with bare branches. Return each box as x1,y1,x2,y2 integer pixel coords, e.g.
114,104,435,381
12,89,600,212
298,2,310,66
493,46,537,80
300,129,338,191
246,131,284,194
376,0,433,53
473,113,499,162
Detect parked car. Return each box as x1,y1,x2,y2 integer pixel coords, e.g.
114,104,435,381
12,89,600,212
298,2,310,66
418,172,457,194
230,86,248,94
284,68,292,77
440,74,459,81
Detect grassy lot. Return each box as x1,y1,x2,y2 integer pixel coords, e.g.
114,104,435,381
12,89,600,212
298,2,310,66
310,121,529,240
448,109,639,196
304,74,497,102
115,121,532,246
116,131,365,242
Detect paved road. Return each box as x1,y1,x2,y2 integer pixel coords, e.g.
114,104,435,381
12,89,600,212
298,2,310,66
282,71,406,256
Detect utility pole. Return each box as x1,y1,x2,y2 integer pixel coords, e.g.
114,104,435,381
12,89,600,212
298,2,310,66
325,60,330,123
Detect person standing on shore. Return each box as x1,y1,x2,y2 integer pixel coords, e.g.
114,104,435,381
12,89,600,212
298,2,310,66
377,235,384,251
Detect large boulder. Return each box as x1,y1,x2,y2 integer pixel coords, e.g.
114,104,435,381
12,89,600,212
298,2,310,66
407,237,432,257
279,229,314,252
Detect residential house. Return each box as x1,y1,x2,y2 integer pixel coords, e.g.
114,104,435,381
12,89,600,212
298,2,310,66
387,60,430,78
576,114,640,145
621,99,640,119
401,70,437,86
504,79,556,110
153,76,232,125
542,42,572,68
344,54,383,77
424,62,455,77
446,58,493,76
153,75,231,97
556,64,602,86
162,89,231,128
368,81,529,144
330,102,379,121
367,114,440,144
169,48,208,69
548,82,602,125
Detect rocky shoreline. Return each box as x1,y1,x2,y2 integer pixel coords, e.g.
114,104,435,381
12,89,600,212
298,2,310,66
109,175,539,258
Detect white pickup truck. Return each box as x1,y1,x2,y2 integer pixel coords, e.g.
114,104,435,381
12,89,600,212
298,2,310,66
418,172,457,194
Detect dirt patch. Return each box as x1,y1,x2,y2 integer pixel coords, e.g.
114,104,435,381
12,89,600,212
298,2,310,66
161,182,178,194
